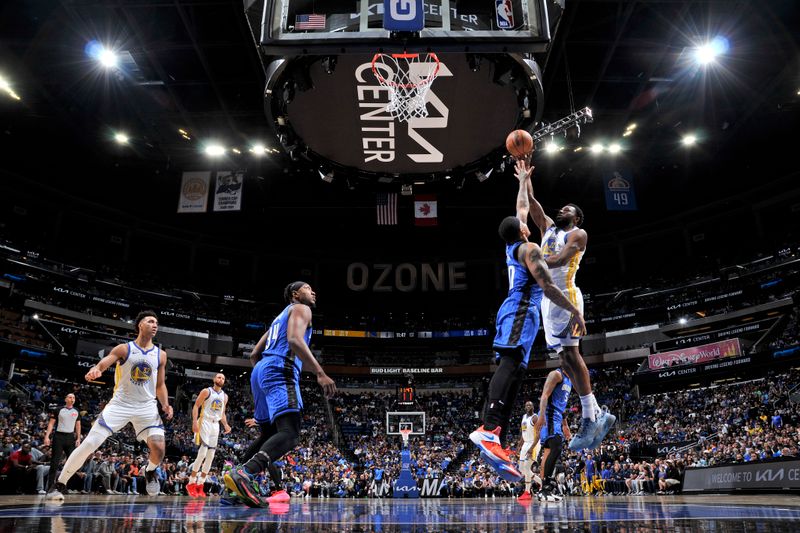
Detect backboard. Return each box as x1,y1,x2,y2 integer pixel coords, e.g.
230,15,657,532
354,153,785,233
386,411,426,436
253,0,562,54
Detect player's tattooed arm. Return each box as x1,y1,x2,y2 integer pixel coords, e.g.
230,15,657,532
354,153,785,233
515,159,532,225
525,179,554,237
524,244,587,336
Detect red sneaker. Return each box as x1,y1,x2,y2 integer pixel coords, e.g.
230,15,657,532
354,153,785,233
265,490,290,504
469,425,512,463
517,490,532,501
186,483,197,497
197,484,207,498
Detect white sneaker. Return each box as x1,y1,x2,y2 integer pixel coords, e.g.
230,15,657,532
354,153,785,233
37,490,47,495
46,489,65,501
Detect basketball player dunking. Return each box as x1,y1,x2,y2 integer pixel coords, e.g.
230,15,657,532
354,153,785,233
523,166,616,450
225,282,336,507
470,161,586,482
517,401,540,501
534,368,573,501
46,311,173,501
187,373,231,497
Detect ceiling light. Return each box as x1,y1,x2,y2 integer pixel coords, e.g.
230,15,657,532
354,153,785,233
0,75,21,101
679,318,687,325
590,143,604,154
622,131,633,137
231,148,241,154
250,143,266,156
626,123,637,131
694,36,729,66
114,132,129,144
573,146,583,152
205,144,225,157
681,134,697,146
178,128,188,135
545,142,560,154
32,314,39,320
98,48,119,68
607,143,621,154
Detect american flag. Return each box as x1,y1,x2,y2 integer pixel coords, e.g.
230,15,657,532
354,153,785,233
376,193,397,225
295,14,326,30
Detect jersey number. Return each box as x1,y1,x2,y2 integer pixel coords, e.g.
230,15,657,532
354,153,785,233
507,266,515,287
265,323,280,351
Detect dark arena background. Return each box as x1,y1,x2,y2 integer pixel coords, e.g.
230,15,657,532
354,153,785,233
1,0,799,531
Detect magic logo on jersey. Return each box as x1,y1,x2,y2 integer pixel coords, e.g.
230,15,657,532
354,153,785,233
129,361,153,386
210,399,223,412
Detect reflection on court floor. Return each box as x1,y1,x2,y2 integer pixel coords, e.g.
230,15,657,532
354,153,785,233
0,495,799,532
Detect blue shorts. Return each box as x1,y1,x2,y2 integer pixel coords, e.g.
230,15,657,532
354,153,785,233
539,416,564,445
493,290,542,368
252,357,303,424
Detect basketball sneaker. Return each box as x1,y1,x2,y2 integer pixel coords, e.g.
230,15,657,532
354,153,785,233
479,451,523,482
517,490,532,502
46,483,66,501
568,417,600,451
145,470,160,496
197,484,207,498
469,425,512,463
537,490,563,502
186,483,198,497
587,406,617,450
265,490,290,504
225,467,264,508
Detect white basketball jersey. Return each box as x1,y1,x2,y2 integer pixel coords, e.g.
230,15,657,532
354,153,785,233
521,413,536,443
201,387,225,424
541,225,584,291
112,341,159,406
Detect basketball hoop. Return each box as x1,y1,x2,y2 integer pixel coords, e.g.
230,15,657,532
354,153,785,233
372,52,440,122
400,428,412,447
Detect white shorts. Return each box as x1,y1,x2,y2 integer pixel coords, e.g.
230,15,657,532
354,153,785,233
520,440,541,462
195,419,220,449
542,286,584,351
96,400,164,442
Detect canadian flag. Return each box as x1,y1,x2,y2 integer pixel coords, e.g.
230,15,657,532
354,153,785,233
414,194,438,226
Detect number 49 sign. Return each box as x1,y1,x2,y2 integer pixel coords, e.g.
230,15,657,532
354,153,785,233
605,171,638,211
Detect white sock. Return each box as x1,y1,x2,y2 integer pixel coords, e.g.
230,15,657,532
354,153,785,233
580,394,598,421
146,461,158,472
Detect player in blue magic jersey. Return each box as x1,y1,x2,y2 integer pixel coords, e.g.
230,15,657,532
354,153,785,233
533,368,573,501
470,160,586,482
226,282,336,507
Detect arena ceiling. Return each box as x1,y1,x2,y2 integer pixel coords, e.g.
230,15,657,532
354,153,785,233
0,0,798,260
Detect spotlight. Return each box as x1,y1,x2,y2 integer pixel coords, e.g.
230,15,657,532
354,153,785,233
0,75,21,101
231,148,241,154
545,142,560,154
250,143,266,156
32,314,39,320
679,318,688,325
681,134,697,146
626,123,637,131
98,48,119,68
694,36,729,66
573,146,583,152
318,169,334,183
114,132,129,144
590,143,604,154
622,130,633,137
205,144,226,156
607,143,621,154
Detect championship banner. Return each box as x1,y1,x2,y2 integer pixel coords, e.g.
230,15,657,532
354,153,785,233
605,170,637,211
683,459,800,492
647,339,741,371
178,171,211,213
213,170,244,212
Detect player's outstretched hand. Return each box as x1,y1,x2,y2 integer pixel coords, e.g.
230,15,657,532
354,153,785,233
514,159,533,182
572,312,587,337
163,404,174,421
85,366,103,382
317,373,337,399
244,418,258,428
223,424,232,434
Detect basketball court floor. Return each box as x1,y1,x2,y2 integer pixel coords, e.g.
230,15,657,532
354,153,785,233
1,494,799,531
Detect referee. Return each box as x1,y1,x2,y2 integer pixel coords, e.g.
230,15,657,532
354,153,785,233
44,393,81,493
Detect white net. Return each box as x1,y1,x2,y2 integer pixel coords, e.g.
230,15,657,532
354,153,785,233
372,53,440,122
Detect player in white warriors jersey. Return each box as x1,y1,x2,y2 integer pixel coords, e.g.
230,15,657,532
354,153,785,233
517,401,541,501
46,311,173,501
522,167,615,451
187,373,231,497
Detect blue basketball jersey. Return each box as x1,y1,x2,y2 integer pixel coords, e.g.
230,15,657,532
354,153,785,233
540,369,572,442
262,303,312,375
505,241,539,296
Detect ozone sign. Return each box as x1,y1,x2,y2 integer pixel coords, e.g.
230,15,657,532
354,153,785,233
286,55,521,174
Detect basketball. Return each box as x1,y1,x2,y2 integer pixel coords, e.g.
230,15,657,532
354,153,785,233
506,129,534,159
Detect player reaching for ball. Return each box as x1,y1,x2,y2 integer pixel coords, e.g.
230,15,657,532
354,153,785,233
470,159,586,482
520,155,616,451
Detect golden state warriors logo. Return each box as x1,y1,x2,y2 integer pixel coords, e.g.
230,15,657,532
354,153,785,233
543,234,558,257
130,361,153,386
211,399,223,412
